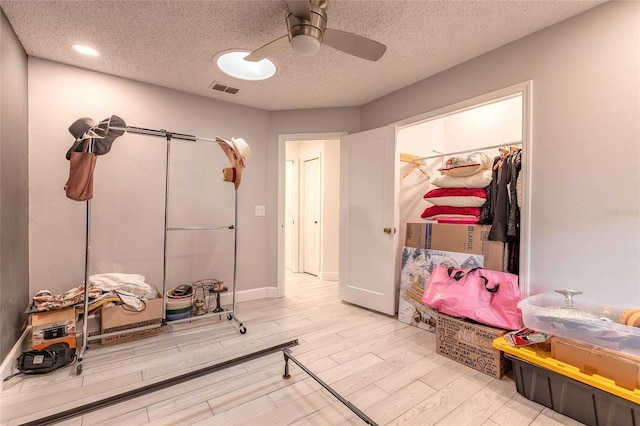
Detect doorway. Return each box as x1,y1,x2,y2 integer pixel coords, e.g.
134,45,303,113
277,133,345,297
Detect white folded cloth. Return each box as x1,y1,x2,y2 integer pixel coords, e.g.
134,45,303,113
89,273,158,300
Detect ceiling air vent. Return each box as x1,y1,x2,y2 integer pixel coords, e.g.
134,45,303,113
210,81,239,94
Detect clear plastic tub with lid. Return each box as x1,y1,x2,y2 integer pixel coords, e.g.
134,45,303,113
518,290,640,354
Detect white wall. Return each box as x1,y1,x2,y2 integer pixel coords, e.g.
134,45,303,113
397,122,445,239
28,58,271,298
443,96,522,153
0,9,29,362
364,1,640,307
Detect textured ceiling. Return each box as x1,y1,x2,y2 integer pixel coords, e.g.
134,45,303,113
1,0,604,111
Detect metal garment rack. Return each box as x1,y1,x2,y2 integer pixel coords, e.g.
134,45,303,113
76,125,245,375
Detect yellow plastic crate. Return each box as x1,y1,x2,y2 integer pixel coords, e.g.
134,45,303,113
493,336,640,405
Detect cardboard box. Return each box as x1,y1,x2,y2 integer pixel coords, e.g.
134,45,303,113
398,295,437,332
32,307,76,350
405,223,505,271
551,337,640,391
100,296,164,345
436,312,510,378
398,246,484,332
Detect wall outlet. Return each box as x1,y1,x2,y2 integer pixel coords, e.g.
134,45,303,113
255,205,265,216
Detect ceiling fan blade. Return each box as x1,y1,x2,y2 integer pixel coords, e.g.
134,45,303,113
323,28,386,61
286,0,311,20
244,35,290,62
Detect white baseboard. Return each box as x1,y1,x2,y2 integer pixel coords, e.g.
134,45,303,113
319,271,339,281
218,286,279,305
1,327,30,387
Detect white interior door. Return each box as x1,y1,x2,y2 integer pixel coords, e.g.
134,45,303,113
303,158,320,275
339,125,398,315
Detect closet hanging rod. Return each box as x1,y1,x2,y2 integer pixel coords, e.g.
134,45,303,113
110,125,223,144
413,141,522,161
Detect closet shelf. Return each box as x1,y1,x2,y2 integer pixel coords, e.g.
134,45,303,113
414,141,522,161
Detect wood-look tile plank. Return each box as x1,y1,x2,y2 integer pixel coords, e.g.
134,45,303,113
48,417,83,426
84,407,149,426
346,383,389,411
235,389,336,426
387,375,487,426
488,391,544,426
418,356,466,390
538,409,585,426
434,375,517,426
290,400,363,426
331,350,424,396
205,368,306,415
374,352,448,394
314,353,383,384
267,376,323,407
330,325,423,365
146,401,214,426
193,395,276,426
530,412,585,426
145,363,283,420
365,380,437,425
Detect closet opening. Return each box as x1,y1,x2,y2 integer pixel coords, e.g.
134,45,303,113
396,81,532,299
277,133,345,297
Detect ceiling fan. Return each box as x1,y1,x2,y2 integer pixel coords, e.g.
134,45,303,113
244,0,386,62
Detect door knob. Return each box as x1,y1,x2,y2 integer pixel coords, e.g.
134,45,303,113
383,227,392,234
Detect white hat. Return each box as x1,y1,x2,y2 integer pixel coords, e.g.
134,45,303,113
216,136,251,166
231,137,251,163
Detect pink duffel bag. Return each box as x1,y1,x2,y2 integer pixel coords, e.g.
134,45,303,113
421,266,522,330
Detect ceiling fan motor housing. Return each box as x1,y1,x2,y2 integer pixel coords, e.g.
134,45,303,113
286,0,327,55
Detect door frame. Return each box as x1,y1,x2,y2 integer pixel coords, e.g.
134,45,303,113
394,80,533,297
277,132,347,297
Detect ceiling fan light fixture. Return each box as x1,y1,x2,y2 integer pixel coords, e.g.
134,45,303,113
215,50,277,81
290,34,321,56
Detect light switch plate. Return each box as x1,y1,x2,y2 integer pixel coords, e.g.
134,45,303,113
255,205,265,216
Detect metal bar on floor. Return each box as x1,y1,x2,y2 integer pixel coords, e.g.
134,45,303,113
19,339,299,426
281,348,379,426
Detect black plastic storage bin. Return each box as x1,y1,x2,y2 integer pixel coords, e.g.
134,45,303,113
507,354,640,426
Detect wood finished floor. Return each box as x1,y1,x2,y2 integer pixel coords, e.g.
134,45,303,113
0,272,585,426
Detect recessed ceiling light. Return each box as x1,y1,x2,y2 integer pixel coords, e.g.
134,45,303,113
72,44,100,57
214,50,276,81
